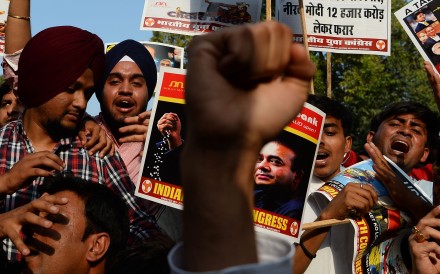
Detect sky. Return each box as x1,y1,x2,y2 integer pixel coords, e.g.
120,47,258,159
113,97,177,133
29,0,153,115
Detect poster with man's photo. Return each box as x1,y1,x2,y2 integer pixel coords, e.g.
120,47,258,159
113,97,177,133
396,0,440,73
253,104,324,243
105,41,184,70
135,67,325,242
135,67,186,209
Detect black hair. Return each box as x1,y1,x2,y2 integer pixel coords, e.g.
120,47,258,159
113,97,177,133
307,94,353,137
0,82,12,100
107,237,174,274
369,101,439,150
39,173,130,260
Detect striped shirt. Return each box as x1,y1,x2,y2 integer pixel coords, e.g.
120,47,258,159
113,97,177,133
0,119,160,261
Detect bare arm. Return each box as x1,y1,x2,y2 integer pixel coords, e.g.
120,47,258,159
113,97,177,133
294,183,377,274
5,0,31,54
181,22,314,272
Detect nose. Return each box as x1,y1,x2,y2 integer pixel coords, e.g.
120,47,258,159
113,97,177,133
397,124,412,137
7,101,21,116
72,90,87,110
256,158,270,171
118,80,133,95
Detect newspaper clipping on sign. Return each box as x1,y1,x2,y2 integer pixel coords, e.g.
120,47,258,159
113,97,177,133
310,157,432,273
276,0,391,55
395,0,440,74
105,41,184,70
140,0,262,35
135,69,324,242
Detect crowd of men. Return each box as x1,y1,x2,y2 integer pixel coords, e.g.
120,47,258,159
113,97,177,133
0,0,440,273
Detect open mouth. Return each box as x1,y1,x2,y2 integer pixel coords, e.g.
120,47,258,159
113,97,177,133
391,140,409,153
316,152,329,161
115,100,134,109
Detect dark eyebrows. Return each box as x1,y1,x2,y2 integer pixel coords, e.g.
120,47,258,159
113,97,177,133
106,72,145,81
323,122,339,129
267,155,285,164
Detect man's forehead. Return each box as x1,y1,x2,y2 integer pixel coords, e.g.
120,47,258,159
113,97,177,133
110,61,143,75
384,114,427,127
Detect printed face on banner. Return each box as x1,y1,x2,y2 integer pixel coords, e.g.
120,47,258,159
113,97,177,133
396,0,440,73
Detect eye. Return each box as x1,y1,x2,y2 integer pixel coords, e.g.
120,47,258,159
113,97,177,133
269,158,283,166
324,130,336,136
1,100,11,107
109,80,121,85
257,155,263,163
132,81,144,87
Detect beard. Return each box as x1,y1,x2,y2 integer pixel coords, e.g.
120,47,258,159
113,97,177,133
43,114,81,140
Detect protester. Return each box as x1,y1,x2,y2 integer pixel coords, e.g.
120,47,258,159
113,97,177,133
94,39,157,184
0,25,161,261
0,82,23,127
3,0,115,157
365,101,437,220
167,21,315,272
295,95,378,274
0,173,129,274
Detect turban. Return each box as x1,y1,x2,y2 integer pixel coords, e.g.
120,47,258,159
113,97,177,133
17,26,105,108
96,39,157,103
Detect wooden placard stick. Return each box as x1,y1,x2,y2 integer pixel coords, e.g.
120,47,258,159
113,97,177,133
299,0,314,94
302,218,350,230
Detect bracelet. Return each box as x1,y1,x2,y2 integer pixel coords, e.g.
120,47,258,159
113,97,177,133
8,14,30,20
299,239,316,260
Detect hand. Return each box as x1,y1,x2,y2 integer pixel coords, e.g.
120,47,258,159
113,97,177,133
364,141,432,220
181,22,314,271
320,182,377,220
0,193,68,256
1,152,64,194
185,21,314,150
409,205,440,274
157,112,183,150
424,61,440,112
79,118,115,158
119,110,151,143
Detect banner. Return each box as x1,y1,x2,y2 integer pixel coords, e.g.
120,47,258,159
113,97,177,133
276,0,391,55
395,0,440,74
140,0,262,35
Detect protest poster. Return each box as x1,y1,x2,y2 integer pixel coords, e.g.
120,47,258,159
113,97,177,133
140,0,262,35
311,157,431,273
135,69,325,243
395,0,440,74
0,0,9,55
275,0,391,55
135,67,186,210
105,41,184,70
253,103,324,243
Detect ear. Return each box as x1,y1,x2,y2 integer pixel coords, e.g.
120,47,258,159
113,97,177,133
292,170,304,191
420,147,430,163
344,136,353,153
86,232,110,263
366,131,375,143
